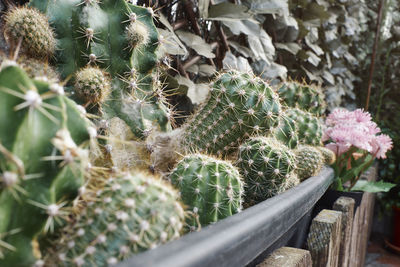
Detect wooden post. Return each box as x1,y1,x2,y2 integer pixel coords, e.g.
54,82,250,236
257,247,312,267
333,197,355,267
349,165,377,267
307,209,342,267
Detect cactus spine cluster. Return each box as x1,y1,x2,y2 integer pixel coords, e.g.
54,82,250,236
237,137,296,203
278,81,326,116
170,154,244,228
284,108,323,146
29,0,171,139
0,65,92,266
47,172,185,266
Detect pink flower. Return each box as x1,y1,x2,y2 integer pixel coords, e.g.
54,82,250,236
326,142,351,156
370,134,393,159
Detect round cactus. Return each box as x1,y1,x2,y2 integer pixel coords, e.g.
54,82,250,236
74,67,111,105
317,146,336,165
278,80,326,116
46,172,185,266
4,7,56,58
294,145,324,181
170,154,244,229
271,114,299,149
285,108,323,146
237,137,296,203
284,173,300,190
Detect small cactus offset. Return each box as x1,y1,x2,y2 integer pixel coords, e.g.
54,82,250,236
181,71,281,155
0,65,92,265
28,0,171,139
285,108,323,146
317,146,336,165
46,172,185,267
237,137,296,203
170,154,244,228
278,81,326,116
294,146,324,181
284,172,300,190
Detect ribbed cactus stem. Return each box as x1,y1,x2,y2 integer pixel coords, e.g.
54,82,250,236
170,154,244,229
285,108,323,146
294,145,324,181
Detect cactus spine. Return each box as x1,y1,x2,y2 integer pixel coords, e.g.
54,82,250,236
46,172,185,266
29,0,170,139
294,145,324,181
237,137,296,203
0,65,92,266
170,154,244,228
278,81,326,116
285,108,323,146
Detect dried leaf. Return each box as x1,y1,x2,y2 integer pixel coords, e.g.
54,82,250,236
176,31,215,58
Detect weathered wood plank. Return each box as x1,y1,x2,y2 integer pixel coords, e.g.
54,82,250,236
307,209,342,267
256,247,312,267
333,197,355,267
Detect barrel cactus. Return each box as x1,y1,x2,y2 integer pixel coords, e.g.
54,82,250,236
278,81,326,116
294,145,324,181
285,108,323,146
28,0,171,139
317,146,336,165
237,137,296,203
170,154,244,229
271,114,299,149
0,65,92,266
45,172,185,266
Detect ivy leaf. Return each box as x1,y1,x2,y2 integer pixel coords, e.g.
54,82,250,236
351,180,396,193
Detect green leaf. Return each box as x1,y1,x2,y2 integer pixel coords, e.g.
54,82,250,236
351,180,396,193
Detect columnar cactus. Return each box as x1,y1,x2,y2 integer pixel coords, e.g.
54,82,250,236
28,0,171,139
294,146,324,181
278,81,326,116
0,65,92,266
237,137,296,203
285,108,323,146
46,172,185,267
181,71,281,155
170,154,244,228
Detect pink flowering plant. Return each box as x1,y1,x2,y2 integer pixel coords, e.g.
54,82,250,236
323,108,395,192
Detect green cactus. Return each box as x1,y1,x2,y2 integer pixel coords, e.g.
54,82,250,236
237,137,296,203
271,114,299,149
317,146,336,165
46,172,185,267
284,173,300,190
28,0,170,139
0,65,92,266
3,6,56,59
294,145,324,181
285,108,323,146
170,154,244,229
278,80,326,116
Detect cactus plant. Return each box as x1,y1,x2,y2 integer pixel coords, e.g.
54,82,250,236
294,145,324,181
271,114,299,149
237,137,296,203
278,81,326,116
45,172,185,267
28,0,171,139
170,154,244,229
0,65,92,266
316,146,336,165
284,173,300,190
285,108,323,146
3,6,56,59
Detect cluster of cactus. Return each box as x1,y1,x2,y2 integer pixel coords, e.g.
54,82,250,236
0,1,337,265
0,65,92,265
26,0,171,139
170,154,244,229
46,172,185,266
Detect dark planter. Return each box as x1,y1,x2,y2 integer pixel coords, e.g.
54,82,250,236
117,167,334,267
393,206,400,247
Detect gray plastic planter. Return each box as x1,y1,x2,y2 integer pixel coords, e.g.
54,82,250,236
118,167,334,267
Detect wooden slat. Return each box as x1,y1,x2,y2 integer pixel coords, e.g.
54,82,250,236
333,197,355,267
307,209,342,267
257,247,312,267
